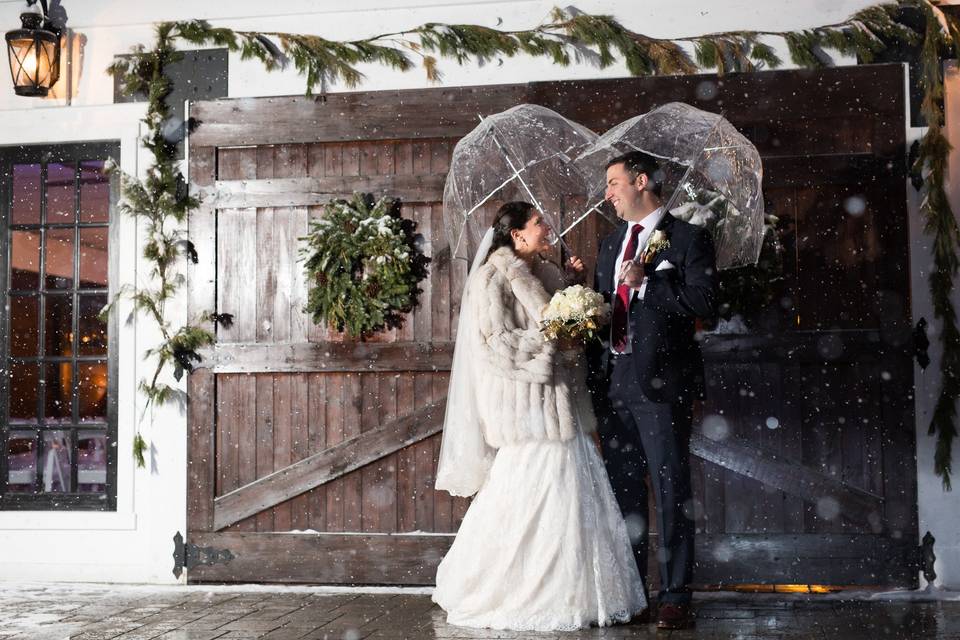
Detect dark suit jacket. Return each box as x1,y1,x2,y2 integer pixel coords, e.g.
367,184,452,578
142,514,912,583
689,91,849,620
587,212,718,405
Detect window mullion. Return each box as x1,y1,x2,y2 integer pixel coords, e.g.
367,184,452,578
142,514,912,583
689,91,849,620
70,159,80,493
34,161,47,495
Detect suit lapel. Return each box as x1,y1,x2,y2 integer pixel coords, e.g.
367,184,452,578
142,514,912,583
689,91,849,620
645,212,676,269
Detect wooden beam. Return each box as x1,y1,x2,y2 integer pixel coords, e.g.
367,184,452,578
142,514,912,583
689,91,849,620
201,174,445,208
692,533,918,587
186,145,218,533
185,530,917,586
762,154,902,190
213,398,447,530
200,341,456,373
201,332,901,374
188,84,529,147
691,432,885,525
701,330,907,364
186,531,453,584
188,66,903,150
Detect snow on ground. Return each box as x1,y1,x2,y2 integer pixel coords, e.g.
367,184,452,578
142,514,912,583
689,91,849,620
0,581,435,596
1,581,958,601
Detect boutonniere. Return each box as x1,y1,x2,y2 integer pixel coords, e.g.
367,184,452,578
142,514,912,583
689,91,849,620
642,230,670,263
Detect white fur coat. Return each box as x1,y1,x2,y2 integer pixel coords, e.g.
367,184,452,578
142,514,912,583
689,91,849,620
468,246,596,448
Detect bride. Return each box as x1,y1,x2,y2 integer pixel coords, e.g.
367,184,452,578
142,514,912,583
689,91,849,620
432,201,647,631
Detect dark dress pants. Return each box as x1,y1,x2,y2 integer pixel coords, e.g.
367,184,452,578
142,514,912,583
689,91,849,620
599,352,695,605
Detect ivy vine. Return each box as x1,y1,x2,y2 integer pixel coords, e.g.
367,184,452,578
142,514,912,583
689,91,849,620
105,2,959,487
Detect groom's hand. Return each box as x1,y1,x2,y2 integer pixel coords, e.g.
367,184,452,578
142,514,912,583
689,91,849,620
618,259,645,289
565,255,586,284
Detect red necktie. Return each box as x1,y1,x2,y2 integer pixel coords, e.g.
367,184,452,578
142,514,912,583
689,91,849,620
611,224,643,353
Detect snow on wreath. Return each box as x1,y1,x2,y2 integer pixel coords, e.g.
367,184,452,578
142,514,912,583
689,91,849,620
300,193,430,339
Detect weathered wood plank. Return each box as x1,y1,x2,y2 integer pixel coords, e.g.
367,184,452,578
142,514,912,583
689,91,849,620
431,371,452,534
215,375,240,497
254,374,275,532
187,368,216,532
185,530,917,587
186,531,454,584
255,146,278,344
235,375,258,532
203,329,897,376
324,373,345,532
307,373,327,532
203,174,446,208
217,207,257,342
378,373,400,533
289,373,311,531
200,341,455,373
272,374,293,531
188,85,529,147
189,67,902,149
213,398,447,530
360,373,382,532
396,373,417,533
412,373,435,533
186,144,217,534
342,373,363,532
691,431,884,527
692,533,918,587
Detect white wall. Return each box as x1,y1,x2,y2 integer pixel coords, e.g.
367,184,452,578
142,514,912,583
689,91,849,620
0,0,954,587
918,62,960,591
0,101,190,583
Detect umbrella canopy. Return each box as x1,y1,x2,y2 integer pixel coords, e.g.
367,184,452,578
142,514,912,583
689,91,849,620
575,102,765,269
443,104,605,263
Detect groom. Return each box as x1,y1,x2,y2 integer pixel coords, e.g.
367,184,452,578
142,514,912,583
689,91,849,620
587,151,717,630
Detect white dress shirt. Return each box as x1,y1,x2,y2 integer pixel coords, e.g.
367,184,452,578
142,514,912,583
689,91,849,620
609,207,664,354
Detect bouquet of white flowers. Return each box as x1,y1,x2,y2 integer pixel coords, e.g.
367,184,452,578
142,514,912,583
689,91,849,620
540,284,611,342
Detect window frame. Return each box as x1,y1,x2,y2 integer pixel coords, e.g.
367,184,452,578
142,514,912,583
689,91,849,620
0,141,120,511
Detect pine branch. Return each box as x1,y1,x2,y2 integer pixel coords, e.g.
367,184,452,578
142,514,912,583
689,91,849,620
917,0,960,490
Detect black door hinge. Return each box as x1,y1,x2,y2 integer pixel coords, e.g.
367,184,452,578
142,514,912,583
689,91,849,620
919,530,937,584
172,531,236,579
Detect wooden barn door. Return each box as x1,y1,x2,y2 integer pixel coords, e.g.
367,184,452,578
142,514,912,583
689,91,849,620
542,63,919,588
185,63,918,586
184,86,529,583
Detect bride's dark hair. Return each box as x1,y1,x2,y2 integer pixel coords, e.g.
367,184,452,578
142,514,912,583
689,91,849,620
485,201,536,262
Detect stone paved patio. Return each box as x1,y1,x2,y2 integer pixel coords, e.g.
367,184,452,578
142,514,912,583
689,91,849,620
1,584,958,640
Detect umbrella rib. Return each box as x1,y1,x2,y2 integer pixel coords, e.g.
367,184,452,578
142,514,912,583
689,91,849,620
560,198,605,238
479,114,573,255
460,149,577,220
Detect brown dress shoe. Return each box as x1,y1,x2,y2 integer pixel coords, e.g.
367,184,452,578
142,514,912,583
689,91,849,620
656,603,694,629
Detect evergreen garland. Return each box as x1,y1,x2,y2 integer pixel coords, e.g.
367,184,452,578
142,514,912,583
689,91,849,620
104,24,235,467
300,194,430,339
106,2,958,485
915,2,960,490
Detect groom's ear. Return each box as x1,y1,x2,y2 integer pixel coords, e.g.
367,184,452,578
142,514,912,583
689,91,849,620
634,173,648,192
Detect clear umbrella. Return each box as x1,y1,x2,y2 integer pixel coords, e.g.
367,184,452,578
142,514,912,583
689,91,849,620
575,102,765,269
443,104,608,263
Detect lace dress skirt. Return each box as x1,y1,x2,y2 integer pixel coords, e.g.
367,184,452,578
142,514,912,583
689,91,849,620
432,429,647,631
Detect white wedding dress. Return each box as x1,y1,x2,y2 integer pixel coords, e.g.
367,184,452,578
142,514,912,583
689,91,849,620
432,427,647,631
431,231,646,632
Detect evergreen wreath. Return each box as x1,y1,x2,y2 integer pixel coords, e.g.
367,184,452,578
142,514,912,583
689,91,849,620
300,193,430,338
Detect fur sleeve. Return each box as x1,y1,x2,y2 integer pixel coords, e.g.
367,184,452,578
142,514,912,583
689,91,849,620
475,266,556,384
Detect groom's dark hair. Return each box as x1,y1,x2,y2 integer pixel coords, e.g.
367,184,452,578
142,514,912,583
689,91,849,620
605,151,664,197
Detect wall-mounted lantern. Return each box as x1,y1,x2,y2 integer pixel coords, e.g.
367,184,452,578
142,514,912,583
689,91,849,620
5,1,61,97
